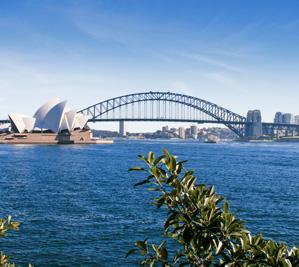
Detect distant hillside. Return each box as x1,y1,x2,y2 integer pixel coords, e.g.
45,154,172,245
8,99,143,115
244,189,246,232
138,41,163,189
92,130,119,138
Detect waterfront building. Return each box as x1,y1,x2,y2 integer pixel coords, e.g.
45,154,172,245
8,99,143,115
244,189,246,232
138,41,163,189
8,99,89,134
282,113,295,124
9,114,36,133
169,127,177,134
0,99,112,144
274,112,296,125
185,128,191,137
190,125,198,135
274,112,283,124
162,126,169,132
178,127,185,139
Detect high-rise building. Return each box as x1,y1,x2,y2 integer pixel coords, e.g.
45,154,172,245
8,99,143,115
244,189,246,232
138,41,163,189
190,125,198,139
274,112,283,124
170,127,177,133
185,128,191,136
295,115,299,125
190,125,198,135
178,127,185,139
162,126,169,132
282,113,295,124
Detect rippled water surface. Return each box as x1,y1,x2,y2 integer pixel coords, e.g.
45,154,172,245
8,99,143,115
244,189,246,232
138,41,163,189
0,140,298,266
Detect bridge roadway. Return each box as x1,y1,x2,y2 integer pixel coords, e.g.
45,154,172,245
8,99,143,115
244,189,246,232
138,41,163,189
89,118,299,130
2,117,298,127
2,117,298,128
89,118,246,124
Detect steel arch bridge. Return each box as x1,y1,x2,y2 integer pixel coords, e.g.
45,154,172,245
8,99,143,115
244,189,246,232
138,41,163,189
78,91,247,137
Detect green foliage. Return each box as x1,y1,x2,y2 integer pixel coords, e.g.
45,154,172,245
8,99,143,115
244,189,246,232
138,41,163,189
0,216,32,267
0,215,20,267
128,149,299,266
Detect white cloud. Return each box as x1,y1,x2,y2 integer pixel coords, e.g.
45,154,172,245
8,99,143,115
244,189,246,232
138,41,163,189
181,52,244,73
170,80,189,92
204,72,238,87
70,6,159,48
202,72,250,95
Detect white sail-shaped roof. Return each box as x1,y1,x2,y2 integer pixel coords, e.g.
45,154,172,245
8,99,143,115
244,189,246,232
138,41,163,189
73,113,89,129
8,113,26,133
34,98,60,129
8,98,89,134
65,109,77,130
72,117,81,129
22,117,36,132
42,101,67,133
8,114,35,133
59,115,70,132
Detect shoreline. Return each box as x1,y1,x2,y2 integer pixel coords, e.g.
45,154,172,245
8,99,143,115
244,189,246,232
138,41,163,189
0,131,114,145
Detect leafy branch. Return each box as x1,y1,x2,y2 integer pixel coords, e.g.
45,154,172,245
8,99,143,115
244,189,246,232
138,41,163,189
127,149,299,267
0,215,20,267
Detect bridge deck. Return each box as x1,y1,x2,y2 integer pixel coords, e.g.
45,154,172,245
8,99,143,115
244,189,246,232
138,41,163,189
89,118,247,125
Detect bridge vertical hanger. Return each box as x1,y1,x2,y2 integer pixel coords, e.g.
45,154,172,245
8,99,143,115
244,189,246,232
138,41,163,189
77,91,299,139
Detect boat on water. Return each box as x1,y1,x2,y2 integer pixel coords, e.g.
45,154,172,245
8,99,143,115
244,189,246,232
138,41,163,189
204,135,219,144
249,139,273,143
205,139,217,144
275,136,299,142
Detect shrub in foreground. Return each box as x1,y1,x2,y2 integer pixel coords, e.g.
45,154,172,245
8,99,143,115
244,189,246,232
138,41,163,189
127,149,299,266
0,215,20,267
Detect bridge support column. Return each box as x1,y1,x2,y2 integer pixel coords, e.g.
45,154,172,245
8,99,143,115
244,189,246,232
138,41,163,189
119,120,125,137
245,110,263,139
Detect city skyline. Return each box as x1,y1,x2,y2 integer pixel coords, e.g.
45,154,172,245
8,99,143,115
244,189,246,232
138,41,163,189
1,0,299,132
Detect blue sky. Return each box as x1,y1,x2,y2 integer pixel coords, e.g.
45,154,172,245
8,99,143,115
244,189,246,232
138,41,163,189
1,0,299,131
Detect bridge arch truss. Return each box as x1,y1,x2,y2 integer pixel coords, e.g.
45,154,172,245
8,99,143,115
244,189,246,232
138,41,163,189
78,91,247,137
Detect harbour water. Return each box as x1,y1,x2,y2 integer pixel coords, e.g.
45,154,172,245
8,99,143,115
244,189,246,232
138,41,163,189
0,140,298,266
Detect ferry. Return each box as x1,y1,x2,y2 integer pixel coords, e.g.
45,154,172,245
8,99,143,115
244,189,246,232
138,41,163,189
204,135,219,144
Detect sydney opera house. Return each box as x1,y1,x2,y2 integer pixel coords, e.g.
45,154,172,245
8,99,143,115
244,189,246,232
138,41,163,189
0,99,112,144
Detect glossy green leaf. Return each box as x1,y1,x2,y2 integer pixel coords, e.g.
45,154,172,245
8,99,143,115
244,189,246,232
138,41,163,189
128,150,298,267
125,249,137,258
129,166,145,171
